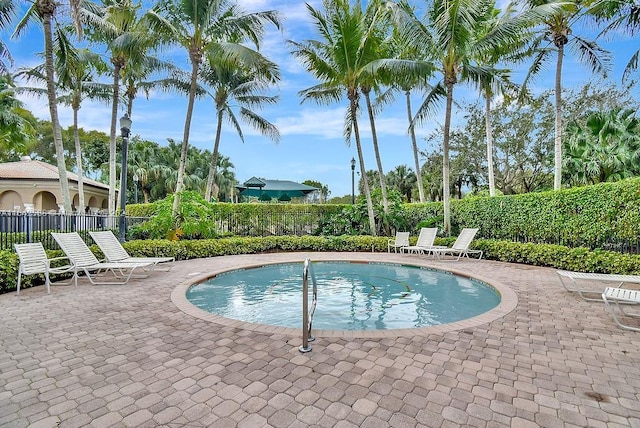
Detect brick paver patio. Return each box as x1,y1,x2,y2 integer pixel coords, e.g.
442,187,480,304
1,252,639,427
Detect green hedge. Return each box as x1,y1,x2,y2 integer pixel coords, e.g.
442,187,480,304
129,178,640,249
4,236,640,294
451,178,640,247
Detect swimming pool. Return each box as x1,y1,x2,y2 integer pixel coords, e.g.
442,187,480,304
186,261,501,331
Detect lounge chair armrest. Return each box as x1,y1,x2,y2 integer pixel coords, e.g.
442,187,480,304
44,256,73,268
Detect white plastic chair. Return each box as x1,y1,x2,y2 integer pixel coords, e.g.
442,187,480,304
387,232,410,253
14,243,74,295
430,228,483,260
402,228,442,255
89,230,174,272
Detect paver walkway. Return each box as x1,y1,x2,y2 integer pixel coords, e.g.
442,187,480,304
1,252,639,428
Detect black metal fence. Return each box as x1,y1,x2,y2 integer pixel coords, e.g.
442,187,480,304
0,211,147,251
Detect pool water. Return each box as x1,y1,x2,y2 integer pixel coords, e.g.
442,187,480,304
186,261,500,331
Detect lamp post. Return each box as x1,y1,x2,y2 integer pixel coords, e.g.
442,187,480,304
351,157,356,204
119,113,132,242
133,173,139,204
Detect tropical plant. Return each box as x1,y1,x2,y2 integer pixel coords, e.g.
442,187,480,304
199,54,279,202
84,0,157,215
386,164,416,202
389,0,562,233
591,0,640,83
290,0,385,235
133,191,218,240
16,25,111,211
521,0,611,191
146,0,280,218
0,74,35,158
0,0,16,74
563,108,640,185
13,0,79,212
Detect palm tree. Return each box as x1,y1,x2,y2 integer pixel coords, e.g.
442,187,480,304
385,35,433,203
17,25,111,212
13,0,75,212
85,0,156,215
521,0,610,191
199,54,280,202
290,0,388,235
389,0,561,233
146,0,280,217
473,6,524,197
386,164,416,202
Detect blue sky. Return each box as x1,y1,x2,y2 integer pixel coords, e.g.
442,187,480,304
3,0,638,198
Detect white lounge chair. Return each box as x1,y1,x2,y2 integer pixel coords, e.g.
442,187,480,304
402,228,442,255
14,243,74,295
556,270,640,301
430,228,483,260
388,231,410,253
51,232,153,286
602,287,640,332
89,230,174,272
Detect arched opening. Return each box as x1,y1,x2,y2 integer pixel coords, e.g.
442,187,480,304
34,191,58,212
0,191,23,211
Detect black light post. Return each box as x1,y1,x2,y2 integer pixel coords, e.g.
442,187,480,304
118,113,132,242
133,173,139,204
351,157,356,204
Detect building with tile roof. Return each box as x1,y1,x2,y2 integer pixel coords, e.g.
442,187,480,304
0,157,111,212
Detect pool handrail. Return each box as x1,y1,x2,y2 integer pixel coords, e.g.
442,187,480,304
299,258,318,353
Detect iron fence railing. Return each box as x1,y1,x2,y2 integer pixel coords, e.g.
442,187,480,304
0,211,147,251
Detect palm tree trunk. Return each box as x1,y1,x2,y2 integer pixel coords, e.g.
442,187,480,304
554,44,564,191
406,90,425,203
485,95,495,197
73,106,85,211
172,59,199,216
41,2,72,213
363,89,388,213
205,110,224,201
443,82,454,235
350,96,376,236
108,63,121,215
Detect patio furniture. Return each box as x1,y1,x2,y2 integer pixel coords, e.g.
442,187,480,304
556,270,640,301
51,232,153,286
602,287,640,332
89,230,174,272
14,242,74,295
388,231,410,253
430,228,483,260
402,228,443,256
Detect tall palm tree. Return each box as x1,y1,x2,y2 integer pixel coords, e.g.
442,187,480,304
390,0,561,233
521,0,610,190
13,0,76,212
17,25,111,211
291,0,389,235
385,35,433,203
85,0,156,215
146,0,280,217
473,6,524,197
199,54,280,202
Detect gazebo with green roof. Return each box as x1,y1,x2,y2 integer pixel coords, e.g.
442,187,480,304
236,177,319,202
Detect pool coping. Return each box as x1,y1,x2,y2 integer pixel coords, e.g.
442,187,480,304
171,252,518,339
